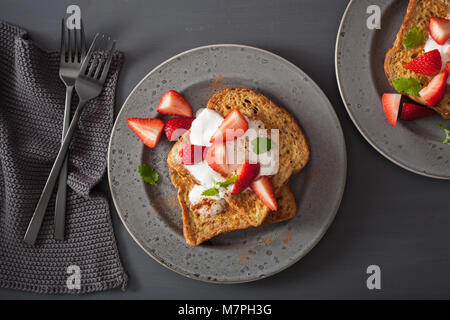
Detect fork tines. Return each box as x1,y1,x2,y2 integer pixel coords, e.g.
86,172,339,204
60,18,86,64
80,33,116,82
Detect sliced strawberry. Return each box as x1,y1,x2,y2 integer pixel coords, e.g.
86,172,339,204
429,17,450,45
382,93,401,127
231,161,260,195
419,70,448,106
164,117,194,141
127,118,164,148
250,176,277,211
205,142,229,175
446,61,450,74
446,46,450,58
156,90,193,117
180,144,207,165
400,103,435,120
209,109,248,143
403,49,442,76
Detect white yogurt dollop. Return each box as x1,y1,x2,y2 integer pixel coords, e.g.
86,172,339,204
190,108,224,146
184,161,224,188
188,184,230,215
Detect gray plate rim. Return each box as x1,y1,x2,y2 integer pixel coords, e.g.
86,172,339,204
335,0,450,180
108,44,347,283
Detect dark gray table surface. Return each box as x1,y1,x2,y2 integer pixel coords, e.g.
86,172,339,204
1,0,449,300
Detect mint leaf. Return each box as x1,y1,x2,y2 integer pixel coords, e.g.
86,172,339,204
251,137,272,154
138,164,159,185
202,176,237,197
216,175,237,188
403,27,426,49
392,77,422,96
202,187,219,196
438,123,450,146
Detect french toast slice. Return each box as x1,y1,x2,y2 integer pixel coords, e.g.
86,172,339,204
167,87,309,245
384,0,450,118
169,168,297,246
205,87,309,225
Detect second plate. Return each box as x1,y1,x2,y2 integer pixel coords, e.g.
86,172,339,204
336,0,450,179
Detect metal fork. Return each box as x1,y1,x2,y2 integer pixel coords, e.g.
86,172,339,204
55,18,86,241
24,34,116,245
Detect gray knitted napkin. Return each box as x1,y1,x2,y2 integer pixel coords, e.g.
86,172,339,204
0,21,128,294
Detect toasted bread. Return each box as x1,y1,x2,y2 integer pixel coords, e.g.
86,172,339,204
169,168,297,246
205,87,309,225
167,87,309,245
384,0,450,118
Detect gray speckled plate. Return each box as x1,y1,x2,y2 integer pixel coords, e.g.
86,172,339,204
336,0,450,179
108,44,346,283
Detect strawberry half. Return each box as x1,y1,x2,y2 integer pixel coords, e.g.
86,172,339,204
157,90,193,117
419,70,448,106
127,118,164,148
429,17,450,45
382,93,401,127
446,61,450,74
180,144,207,165
400,103,435,120
209,109,248,143
403,49,442,76
164,117,194,141
231,161,260,195
205,142,229,176
446,46,450,58
250,176,277,211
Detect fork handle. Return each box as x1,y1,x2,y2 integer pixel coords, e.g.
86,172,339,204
24,100,86,245
54,86,73,241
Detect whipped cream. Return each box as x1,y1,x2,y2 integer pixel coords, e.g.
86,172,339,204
423,18,450,85
186,108,279,214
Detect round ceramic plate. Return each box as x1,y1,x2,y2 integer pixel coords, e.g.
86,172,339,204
108,44,346,283
336,0,450,179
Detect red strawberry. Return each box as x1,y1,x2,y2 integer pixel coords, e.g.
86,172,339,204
164,118,194,141
403,49,442,76
231,161,260,195
446,61,450,74
400,103,435,120
156,90,193,117
250,176,277,211
209,109,248,143
205,142,229,175
127,118,164,148
180,144,207,165
382,93,401,127
429,17,450,45
419,70,448,106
